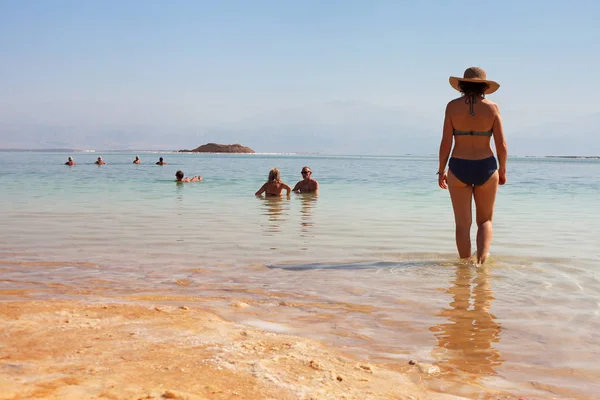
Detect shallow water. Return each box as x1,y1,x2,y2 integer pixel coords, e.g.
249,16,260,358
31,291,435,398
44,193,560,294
1,152,599,398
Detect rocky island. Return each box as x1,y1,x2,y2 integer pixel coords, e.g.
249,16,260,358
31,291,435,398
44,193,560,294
178,143,255,153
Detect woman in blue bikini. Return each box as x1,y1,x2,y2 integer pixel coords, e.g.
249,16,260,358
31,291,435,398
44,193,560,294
438,67,508,264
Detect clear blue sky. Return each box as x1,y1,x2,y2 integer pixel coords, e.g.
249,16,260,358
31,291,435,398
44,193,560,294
1,0,599,135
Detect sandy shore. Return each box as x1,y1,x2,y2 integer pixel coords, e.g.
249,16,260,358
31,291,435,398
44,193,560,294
0,300,526,400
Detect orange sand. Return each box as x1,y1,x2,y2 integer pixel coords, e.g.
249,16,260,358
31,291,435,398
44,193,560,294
0,300,526,400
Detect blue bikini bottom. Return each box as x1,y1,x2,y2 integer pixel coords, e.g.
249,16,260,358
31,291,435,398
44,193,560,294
449,156,498,186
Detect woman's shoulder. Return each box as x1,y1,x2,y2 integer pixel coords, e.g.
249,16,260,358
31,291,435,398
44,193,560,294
481,99,501,114
447,96,499,106
446,97,464,107
447,97,500,114
448,96,465,104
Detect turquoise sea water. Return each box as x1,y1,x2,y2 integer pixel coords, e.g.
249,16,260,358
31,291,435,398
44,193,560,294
1,151,599,398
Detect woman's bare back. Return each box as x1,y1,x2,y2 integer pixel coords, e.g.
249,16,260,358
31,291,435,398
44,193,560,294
256,181,291,196
265,182,285,196
446,97,500,160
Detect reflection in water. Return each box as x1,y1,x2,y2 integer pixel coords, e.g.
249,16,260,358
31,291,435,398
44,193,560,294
299,194,317,234
259,197,289,234
430,266,503,379
175,182,185,215
175,182,184,198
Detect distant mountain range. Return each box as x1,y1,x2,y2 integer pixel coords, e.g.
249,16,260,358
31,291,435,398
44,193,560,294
0,102,598,156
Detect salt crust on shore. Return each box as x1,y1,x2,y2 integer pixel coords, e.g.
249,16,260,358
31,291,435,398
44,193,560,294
0,301,518,400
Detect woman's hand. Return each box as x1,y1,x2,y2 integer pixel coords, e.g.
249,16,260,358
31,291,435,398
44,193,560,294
499,169,507,185
438,172,448,189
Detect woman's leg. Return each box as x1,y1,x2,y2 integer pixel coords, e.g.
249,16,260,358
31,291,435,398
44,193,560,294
448,171,474,259
473,171,499,264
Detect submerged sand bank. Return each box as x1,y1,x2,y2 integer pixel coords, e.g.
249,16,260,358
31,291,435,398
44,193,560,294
0,300,522,400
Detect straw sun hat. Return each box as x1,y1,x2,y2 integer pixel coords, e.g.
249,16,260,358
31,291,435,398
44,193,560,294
449,67,500,94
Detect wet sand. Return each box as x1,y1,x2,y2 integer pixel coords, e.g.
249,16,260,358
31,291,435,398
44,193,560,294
0,299,525,400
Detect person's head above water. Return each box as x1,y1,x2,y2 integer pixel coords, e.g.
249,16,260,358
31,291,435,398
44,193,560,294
268,168,281,183
301,166,312,179
97,157,102,161
449,67,500,96
175,170,184,181
135,156,139,160
159,157,163,162
68,157,73,161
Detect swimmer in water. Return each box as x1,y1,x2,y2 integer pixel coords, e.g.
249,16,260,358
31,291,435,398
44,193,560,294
255,168,291,197
292,166,319,194
95,157,106,165
65,156,76,166
133,156,141,164
156,157,167,165
175,170,202,182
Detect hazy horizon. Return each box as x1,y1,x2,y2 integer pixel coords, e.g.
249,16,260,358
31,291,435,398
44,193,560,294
1,1,599,155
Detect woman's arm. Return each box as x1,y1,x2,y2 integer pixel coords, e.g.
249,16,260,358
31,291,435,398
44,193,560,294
492,105,508,185
438,104,454,172
438,104,454,189
255,184,266,196
282,183,291,196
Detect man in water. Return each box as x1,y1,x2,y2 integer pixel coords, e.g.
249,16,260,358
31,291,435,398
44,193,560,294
65,157,76,166
133,156,141,164
292,166,319,194
156,157,167,165
175,170,202,182
95,157,106,165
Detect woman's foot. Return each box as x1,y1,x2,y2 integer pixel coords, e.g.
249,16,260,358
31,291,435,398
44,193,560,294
476,252,491,265
458,257,478,268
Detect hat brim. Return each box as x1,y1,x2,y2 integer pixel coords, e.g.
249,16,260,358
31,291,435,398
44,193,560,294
449,77,500,94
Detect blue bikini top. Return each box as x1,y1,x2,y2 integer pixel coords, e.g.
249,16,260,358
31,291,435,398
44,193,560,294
453,95,493,137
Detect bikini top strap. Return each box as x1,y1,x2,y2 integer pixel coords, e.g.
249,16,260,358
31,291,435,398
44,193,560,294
465,95,476,116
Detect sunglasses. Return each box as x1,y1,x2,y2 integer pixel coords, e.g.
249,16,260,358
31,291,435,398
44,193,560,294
301,170,310,174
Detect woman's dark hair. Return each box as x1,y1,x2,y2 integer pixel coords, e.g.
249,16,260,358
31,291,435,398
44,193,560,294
175,170,184,180
458,81,489,96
